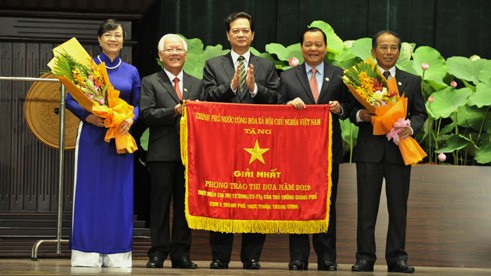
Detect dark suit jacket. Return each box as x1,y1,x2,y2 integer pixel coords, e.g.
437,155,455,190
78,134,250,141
349,67,427,164
203,53,279,103
277,62,352,164
140,70,204,162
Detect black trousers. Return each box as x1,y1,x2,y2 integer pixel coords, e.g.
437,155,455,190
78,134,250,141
289,162,339,263
147,161,192,262
209,232,266,263
355,160,411,264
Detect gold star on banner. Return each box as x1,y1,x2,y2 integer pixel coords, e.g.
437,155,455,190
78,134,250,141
244,139,270,164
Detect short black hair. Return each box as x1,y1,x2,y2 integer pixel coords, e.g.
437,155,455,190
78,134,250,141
98,19,125,39
372,30,401,50
300,27,327,45
224,12,255,32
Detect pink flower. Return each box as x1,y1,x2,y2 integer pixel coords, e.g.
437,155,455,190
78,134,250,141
97,98,105,105
450,80,457,88
427,95,434,103
437,152,447,162
421,62,429,70
289,57,299,67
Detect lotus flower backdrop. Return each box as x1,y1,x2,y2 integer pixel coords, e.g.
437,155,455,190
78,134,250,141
149,20,491,166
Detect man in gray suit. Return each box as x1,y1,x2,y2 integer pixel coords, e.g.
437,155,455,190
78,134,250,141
140,34,203,269
203,11,279,270
277,27,353,271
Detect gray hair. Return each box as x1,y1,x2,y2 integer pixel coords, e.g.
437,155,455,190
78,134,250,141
157,34,188,52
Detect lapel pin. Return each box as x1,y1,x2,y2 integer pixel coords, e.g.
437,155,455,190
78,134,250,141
325,77,330,82
184,88,188,92
398,82,402,86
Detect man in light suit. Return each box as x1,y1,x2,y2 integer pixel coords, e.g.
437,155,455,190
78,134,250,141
140,34,203,269
350,31,427,273
277,27,353,271
203,11,279,270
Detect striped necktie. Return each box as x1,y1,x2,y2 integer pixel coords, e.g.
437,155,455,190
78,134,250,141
238,56,247,97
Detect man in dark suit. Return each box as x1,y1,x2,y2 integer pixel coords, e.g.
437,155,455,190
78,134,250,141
277,27,353,271
203,11,279,270
350,31,427,273
140,34,203,269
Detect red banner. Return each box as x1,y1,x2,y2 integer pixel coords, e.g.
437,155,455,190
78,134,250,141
180,101,332,234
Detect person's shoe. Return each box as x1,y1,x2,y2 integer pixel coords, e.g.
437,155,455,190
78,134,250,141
146,256,164,268
171,257,198,269
351,259,374,272
288,259,308,270
210,259,229,269
243,259,261,269
387,260,415,273
318,260,337,271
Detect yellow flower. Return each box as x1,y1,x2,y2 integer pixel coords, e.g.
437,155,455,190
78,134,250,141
72,69,85,85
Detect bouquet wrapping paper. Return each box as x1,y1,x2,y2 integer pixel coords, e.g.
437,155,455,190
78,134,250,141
343,58,426,165
48,38,137,154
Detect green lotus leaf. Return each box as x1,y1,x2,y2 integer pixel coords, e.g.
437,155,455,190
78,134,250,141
250,47,275,62
427,87,472,118
140,128,149,151
184,44,229,79
340,120,358,162
468,82,491,107
265,43,302,62
425,78,448,91
446,56,483,84
400,42,416,62
420,118,434,141
183,36,204,53
396,59,418,75
309,20,344,55
412,46,447,86
478,59,491,84
455,105,491,131
436,134,472,153
475,143,491,164
331,47,357,69
424,101,436,119
439,121,456,136
351,37,372,60
420,80,436,99
392,43,418,75
340,120,358,146
181,37,204,78
203,44,230,60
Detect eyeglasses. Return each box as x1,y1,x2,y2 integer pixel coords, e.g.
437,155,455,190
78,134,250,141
163,48,186,54
102,33,123,39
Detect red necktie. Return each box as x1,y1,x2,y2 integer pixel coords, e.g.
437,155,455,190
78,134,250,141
309,68,319,103
173,77,182,100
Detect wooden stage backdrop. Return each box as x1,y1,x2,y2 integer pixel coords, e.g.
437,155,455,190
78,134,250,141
188,163,491,268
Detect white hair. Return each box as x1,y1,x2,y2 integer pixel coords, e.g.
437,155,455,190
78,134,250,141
157,34,188,52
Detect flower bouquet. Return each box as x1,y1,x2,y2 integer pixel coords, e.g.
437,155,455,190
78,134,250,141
343,58,426,165
48,37,137,154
